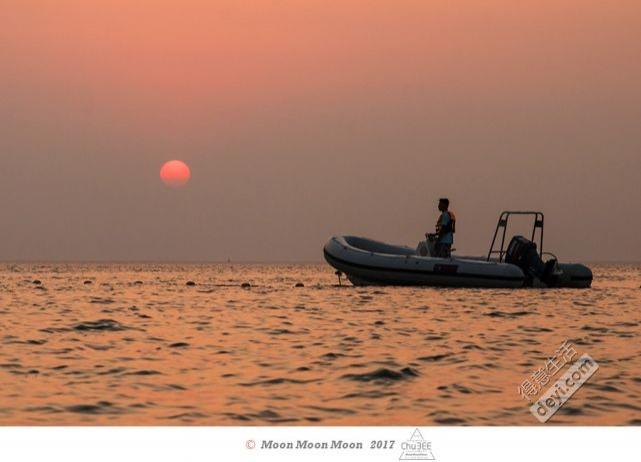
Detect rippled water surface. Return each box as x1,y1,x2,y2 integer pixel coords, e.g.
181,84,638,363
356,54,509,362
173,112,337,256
1,263,640,425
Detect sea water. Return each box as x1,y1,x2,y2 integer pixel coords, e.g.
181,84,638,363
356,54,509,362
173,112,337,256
0,263,639,425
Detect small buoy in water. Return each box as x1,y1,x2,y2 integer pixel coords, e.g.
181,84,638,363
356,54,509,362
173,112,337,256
33,280,42,285
186,281,196,286
295,282,304,288
334,271,343,286
241,282,251,288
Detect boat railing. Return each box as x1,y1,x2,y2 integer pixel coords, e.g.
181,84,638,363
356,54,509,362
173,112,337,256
487,211,544,262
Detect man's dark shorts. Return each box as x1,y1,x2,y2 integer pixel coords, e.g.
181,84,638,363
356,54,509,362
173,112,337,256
435,243,452,258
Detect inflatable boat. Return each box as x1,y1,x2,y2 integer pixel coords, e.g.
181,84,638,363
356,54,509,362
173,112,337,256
323,211,592,288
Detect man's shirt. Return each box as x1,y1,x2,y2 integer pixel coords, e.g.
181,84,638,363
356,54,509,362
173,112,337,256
438,211,454,245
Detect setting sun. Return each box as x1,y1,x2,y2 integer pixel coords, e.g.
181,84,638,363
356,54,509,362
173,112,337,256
160,160,191,188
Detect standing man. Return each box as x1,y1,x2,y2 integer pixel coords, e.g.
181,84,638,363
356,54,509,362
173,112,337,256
430,198,456,258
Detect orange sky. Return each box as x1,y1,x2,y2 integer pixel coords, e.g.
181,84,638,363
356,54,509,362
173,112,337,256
1,1,640,261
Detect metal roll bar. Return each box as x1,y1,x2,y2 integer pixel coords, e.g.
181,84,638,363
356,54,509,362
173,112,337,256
487,211,544,262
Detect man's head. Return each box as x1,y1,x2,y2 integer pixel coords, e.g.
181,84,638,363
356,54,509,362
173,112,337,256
438,198,450,212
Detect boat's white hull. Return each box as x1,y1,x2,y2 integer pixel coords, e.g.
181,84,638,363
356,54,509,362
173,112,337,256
324,236,592,288
324,236,525,288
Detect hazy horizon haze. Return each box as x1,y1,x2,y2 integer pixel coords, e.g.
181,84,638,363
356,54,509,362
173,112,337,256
2,1,640,262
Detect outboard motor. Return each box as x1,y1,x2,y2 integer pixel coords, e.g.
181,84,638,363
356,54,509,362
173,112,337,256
505,236,558,286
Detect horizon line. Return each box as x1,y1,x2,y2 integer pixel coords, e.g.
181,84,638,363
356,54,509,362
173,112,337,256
0,259,639,265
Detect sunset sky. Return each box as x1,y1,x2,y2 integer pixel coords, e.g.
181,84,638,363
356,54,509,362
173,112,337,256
1,1,640,261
